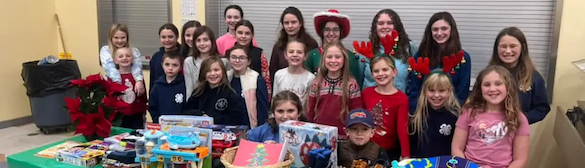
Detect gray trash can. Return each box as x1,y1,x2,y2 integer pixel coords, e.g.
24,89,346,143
21,59,81,134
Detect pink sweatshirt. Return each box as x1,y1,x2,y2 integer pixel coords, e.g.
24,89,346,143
216,33,258,56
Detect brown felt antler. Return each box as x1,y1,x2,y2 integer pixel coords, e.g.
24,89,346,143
380,30,399,56
353,41,374,59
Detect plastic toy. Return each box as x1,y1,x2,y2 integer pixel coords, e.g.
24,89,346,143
392,156,483,168
202,125,248,158
167,132,200,150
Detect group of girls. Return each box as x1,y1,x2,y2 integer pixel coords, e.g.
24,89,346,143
97,4,550,168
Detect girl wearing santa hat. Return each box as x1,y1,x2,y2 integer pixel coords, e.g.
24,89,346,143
305,9,364,89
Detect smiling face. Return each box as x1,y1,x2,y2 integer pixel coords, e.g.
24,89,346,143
225,9,242,32
195,32,212,54
481,71,508,107
160,29,178,49
323,21,340,44
285,41,306,67
112,30,128,48
376,13,395,38
184,27,196,48
431,19,451,45
274,101,301,125
114,48,133,68
346,124,374,146
497,35,522,67
324,46,344,73
206,62,223,88
371,59,396,87
235,25,253,46
426,86,451,109
228,49,250,72
283,14,301,36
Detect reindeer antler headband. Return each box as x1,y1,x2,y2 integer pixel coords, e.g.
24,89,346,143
352,30,399,60
408,50,467,79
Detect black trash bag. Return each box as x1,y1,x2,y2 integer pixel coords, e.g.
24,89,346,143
21,59,82,97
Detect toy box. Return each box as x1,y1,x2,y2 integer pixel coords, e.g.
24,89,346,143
148,125,213,167
201,125,249,158
279,121,338,168
55,146,105,167
35,141,82,158
159,115,214,129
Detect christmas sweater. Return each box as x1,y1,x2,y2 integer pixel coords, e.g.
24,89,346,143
306,76,363,137
108,73,147,116
362,87,410,157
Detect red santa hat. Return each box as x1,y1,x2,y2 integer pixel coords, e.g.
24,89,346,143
313,9,351,39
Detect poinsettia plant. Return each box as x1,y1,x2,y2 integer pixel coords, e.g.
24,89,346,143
64,73,130,141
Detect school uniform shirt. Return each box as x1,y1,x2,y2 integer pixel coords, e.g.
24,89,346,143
184,85,248,125
99,46,143,83
272,68,315,104
183,56,230,98
361,87,410,157
409,107,458,158
305,48,363,89
360,41,418,92
148,45,181,92
456,108,530,168
215,34,258,56
148,74,186,123
229,70,270,128
247,123,279,143
110,73,148,116
407,50,471,115
269,39,319,85
507,67,551,124
306,76,362,137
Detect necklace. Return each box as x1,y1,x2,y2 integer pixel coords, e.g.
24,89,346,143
324,75,342,94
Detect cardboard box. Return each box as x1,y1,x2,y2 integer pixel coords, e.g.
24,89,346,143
279,121,338,168
553,107,585,168
0,153,6,162
159,115,214,131
55,147,105,167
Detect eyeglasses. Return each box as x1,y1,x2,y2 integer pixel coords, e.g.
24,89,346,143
324,28,340,34
230,56,248,62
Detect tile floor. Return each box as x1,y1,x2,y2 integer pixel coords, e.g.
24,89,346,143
0,123,73,156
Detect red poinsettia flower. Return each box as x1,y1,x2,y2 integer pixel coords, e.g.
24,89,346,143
70,73,104,88
74,108,112,138
102,96,130,119
101,80,128,96
65,97,85,120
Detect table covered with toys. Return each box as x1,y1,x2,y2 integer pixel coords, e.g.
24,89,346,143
7,115,483,168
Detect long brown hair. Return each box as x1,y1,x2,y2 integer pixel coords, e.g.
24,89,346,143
191,26,220,59
192,57,233,97
489,27,535,92
268,90,308,133
180,20,202,57
418,12,462,68
312,41,352,122
464,65,522,134
410,73,461,141
108,23,131,54
369,9,413,63
275,7,317,50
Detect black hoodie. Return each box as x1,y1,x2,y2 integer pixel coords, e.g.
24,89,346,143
183,84,248,125
148,73,186,123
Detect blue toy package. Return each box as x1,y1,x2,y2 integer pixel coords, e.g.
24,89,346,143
159,115,214,129
392,155,483,168
279,120,338,168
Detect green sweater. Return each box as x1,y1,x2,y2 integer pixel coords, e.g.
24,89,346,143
305,47,364,89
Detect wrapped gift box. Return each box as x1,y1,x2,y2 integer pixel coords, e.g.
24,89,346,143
279,121,338,168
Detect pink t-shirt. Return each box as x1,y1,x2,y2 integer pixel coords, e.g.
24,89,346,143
456,108,530,168
216,33,258,56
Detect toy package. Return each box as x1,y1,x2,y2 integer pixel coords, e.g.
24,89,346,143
201,124,249,158
392,156,482,168
279,121,338,168
159,115,214,130
55,146,106,167
35,141,82,158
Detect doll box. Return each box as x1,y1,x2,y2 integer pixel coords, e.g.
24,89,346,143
55,147,105,167
159,115,214,129
279,120,338,168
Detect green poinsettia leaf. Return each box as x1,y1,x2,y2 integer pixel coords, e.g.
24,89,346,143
91,84,104,93
111,113,123,127
71,118,80,128
78,87,89,101
102,105,114,118
92,90,107,103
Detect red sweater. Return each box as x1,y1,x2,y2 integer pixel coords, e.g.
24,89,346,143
307,77,363,138
362,87,410,157
111,73,148,116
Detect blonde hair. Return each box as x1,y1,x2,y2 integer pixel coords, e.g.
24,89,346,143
108,23,131,55
410,73,461,141
312,41,352,122
464,65,522,134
